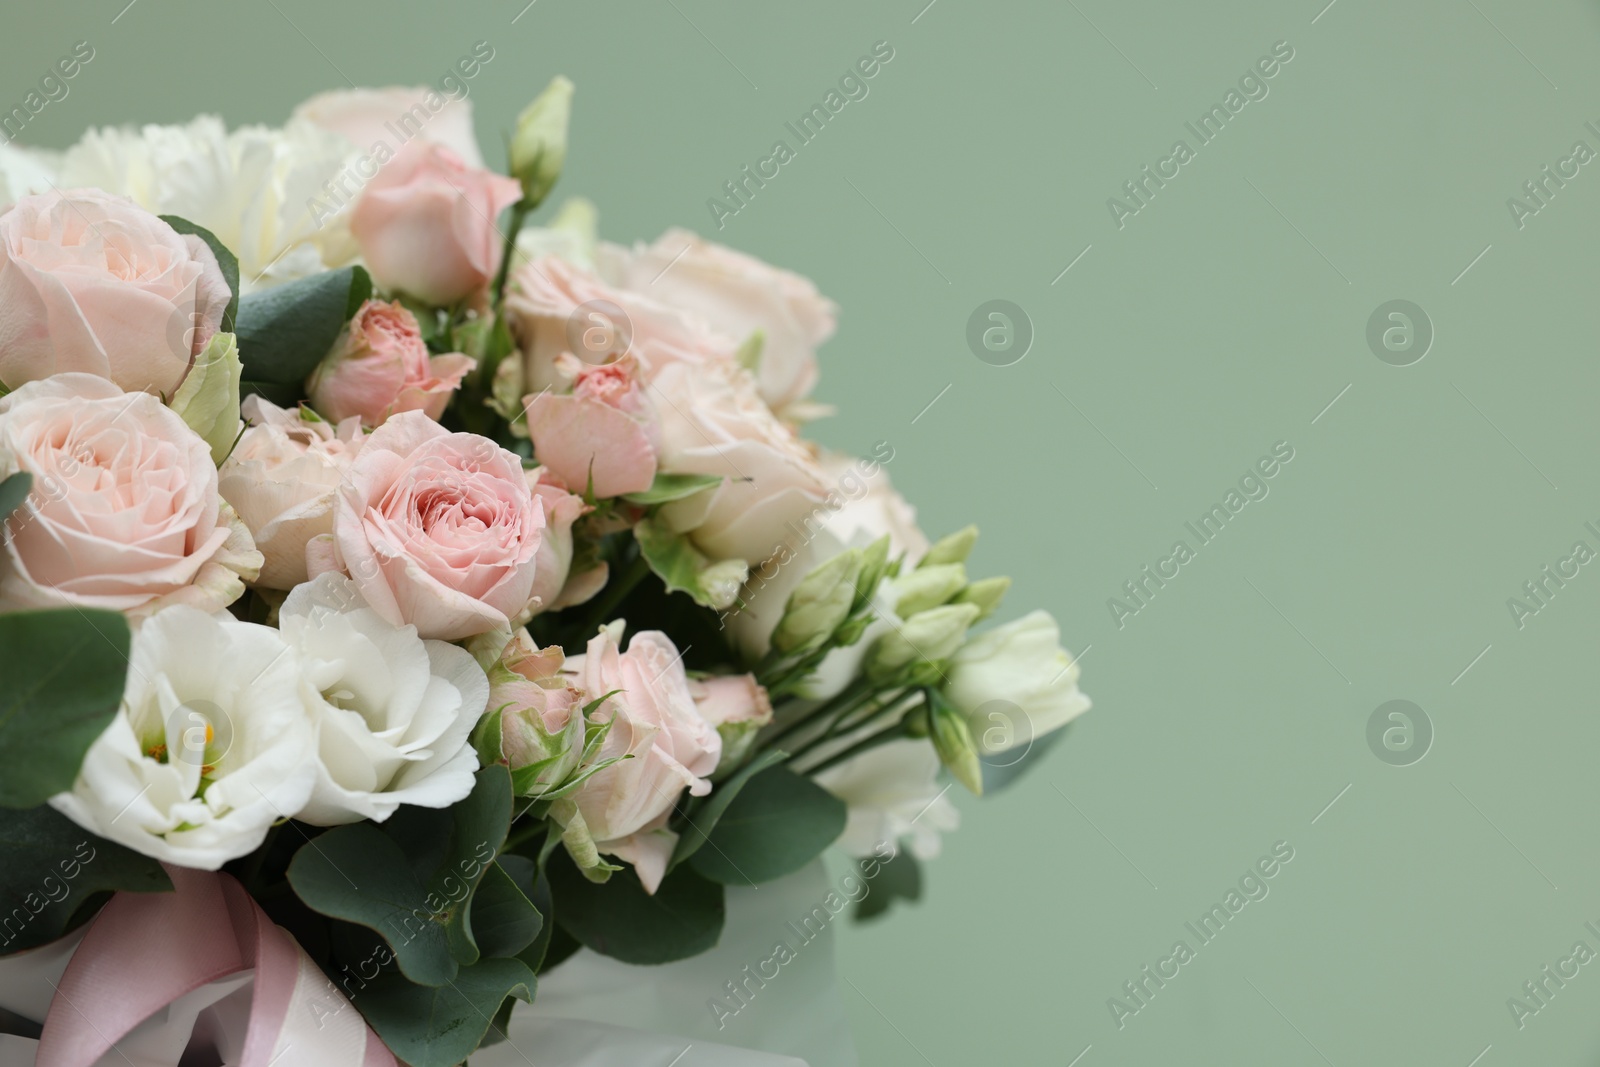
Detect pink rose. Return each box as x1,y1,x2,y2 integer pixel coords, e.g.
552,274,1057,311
652,358,828,565
599,228,837,413
218,396,366,590
564,623,722,892
526,467,597,614
0,189,232,397
0,373,261,615
350,141,521,305
506,255,732,397
320,412,544,640
307,299,473,426
292,86,488,168
481,629,585,785
691,672,773,771
524,355,659,499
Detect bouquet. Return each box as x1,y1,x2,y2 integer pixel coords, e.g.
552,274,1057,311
0,73,1090,1066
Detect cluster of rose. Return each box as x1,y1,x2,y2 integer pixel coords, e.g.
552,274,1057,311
0,77,1089,1065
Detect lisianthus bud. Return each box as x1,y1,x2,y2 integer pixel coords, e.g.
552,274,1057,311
894,563,966,618
169,332,242,465
854,534,893,607
920,525,978,568
510,75,574,206
866,602,981,683
953,575,1011,621
928,692,983,796
945,610,1090,754
772,549,862,653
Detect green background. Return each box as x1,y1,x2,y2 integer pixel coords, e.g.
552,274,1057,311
9,0,1600,1062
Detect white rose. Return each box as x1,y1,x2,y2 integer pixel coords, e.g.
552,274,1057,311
51,607,317,869
218,396,366,590
279,573,490,825
945,610,1090,754
597,228,838,414
653,358,827,567
814,739,960,861
726,451,926,697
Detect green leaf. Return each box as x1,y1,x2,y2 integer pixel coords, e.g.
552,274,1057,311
669,749,788,872
855,850,921,923
549,849,725,965
285,824,458,986
235,265,369,405
634,513,742,610
0,472,32,521
0,807,170,955
620,472,723,506
688,765,846,886
468,861,542,960
159,215,240,334
0,610,131,809
358,956,535,1067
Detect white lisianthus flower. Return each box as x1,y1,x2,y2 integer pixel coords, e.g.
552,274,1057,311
55,116,359,291
51,607,317,870
279,573,490,826
945,610,1090,755
814,739,960,861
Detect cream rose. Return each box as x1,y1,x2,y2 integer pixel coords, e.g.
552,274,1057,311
652,358,828,566
0,188,232,397
598,228,837,413
0,374,260,616
319,412,544,641
218,396,366,590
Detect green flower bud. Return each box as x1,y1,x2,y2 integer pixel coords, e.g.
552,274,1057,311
773,549,862,653
510,75,574,206
928,692,983,796
735,329,765,372
920,525,978,568
170,332,241,465
854,534,892,609
866,602,981,683
953,575,1011,621
894,563,967,618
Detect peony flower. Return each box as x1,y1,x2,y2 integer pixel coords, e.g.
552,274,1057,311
526,467,594,614
506,254,732,398
814,739,960,861
350,140,521,305
55,115,359,292
280,574,489,825
0,188,232,397
293,85,488,168
319,412,545,641
691,673,773,772
0,374,261,616
598,228,837,413
562,623,722,893
218,396,366,591
50,606,318,869
307,298,473,426
524,355,659,499
652,358,828,566
944,610,1090,755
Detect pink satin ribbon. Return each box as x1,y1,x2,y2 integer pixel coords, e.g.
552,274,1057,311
34,865,396,1067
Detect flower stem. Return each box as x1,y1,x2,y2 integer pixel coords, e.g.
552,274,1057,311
580,551,650,632
804,718,912,777
490,198,535,311
761,676,873,751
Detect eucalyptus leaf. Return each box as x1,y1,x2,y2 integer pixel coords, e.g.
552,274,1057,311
468,861,542,961
159,215,239,333
235,265,369,405
854,850,921,923
549,850,725,965
0,609,131,809
0,807,170,955
357,957,535,1067
669,749,788,871
0,472,32,521
688,765,846,886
